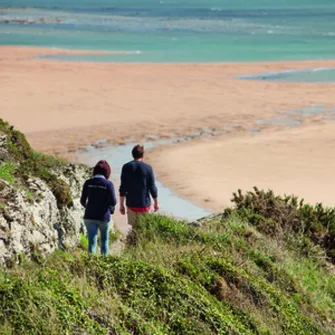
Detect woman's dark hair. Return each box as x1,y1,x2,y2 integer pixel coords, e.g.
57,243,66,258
132,145,145,160
93,160,111,179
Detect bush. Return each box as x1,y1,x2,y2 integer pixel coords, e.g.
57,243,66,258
228,187,335,262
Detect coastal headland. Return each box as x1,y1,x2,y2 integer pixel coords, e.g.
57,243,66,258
2,45,335,213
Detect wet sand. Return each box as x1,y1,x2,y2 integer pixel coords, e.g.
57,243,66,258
2,45,335,212
147,122,335,210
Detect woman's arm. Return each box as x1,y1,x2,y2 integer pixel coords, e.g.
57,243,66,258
80,181,88,208
108,182,117,207
108,182,117,215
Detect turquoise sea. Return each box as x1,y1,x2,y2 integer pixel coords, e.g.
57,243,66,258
1,0,335,81
1,0,335,63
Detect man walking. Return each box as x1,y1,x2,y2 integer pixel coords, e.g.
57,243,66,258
119,145,159,228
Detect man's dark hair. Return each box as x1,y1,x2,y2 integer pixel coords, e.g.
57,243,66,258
132,144,144,160
93,160,111,179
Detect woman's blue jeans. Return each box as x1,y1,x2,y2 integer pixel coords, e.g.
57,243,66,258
84,219,110,255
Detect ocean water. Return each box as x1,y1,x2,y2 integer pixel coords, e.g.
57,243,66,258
1,0,335,64
240,68,335,83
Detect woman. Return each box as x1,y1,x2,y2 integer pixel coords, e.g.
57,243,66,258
80,160,116,255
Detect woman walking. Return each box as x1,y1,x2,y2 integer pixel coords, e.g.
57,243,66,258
80,160,116,255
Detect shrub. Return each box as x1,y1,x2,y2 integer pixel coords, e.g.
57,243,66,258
228,187,335,262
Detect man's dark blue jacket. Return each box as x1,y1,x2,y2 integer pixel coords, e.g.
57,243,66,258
119,160,158,208
80,176,117,222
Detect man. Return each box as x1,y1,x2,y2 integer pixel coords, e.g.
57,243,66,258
119,144,159,228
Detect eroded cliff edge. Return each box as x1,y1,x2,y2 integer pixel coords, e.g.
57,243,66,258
0,120,90,265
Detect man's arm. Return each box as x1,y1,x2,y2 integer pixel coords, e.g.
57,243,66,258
148,167,159,212
119,165,127,215
119,196,126,215
153,197,159,212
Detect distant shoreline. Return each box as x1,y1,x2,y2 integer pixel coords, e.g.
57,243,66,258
2,44,335,64
0,45,127,56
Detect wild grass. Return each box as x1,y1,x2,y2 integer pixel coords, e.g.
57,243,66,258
1,208,335,335
0,161,16,185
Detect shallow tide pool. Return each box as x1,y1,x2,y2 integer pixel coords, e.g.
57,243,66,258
78,141,211,221
239,68,335,83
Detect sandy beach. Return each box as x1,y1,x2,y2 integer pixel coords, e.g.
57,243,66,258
2,45,335,214
148,122,335,211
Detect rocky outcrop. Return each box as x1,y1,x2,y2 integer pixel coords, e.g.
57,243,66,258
0,163,90,266
0,121,91,266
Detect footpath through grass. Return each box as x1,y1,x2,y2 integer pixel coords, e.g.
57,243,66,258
1,193,335,335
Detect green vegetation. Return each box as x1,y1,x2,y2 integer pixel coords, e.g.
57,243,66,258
79,233,89,250
1,121,335,334
1,196,335,334
229,187,335,262
0,119,73,208
0,161,16,185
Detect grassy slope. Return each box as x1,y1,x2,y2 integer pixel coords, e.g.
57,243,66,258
1,209,334,335
1,120,335,334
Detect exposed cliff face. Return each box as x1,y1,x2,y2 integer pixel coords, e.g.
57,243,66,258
0,120,90,265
